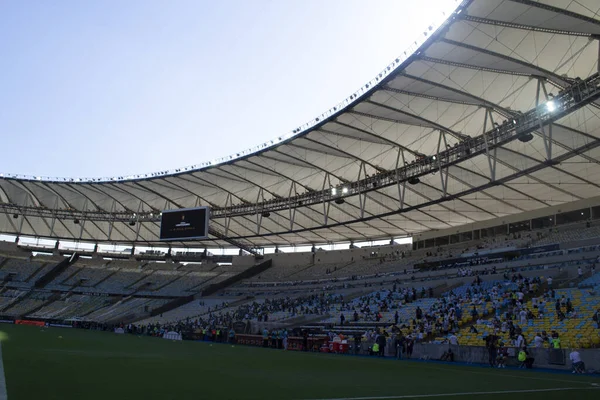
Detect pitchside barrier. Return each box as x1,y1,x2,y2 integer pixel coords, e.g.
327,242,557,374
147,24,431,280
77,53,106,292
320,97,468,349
163,331,182,341
410,343,599,371
234,334,327,351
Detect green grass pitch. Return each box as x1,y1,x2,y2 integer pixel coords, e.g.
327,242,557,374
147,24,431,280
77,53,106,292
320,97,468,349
0,324,598,399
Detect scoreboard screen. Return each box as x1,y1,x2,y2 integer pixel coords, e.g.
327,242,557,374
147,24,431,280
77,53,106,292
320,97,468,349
159,207,209,241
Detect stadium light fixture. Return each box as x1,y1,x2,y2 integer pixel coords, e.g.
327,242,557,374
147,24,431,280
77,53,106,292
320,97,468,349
342,187,349,194
331,188,337,196
432,155,437,161
546,100,556,112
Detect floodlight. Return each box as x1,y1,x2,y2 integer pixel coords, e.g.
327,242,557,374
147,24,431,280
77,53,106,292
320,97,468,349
342,187,349,194
546,100,556,112
331,188,337,196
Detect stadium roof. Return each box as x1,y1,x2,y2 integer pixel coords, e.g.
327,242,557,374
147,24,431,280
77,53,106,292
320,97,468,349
2,0,600,249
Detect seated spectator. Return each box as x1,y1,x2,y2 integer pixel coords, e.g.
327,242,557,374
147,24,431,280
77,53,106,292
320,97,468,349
496,343,508,368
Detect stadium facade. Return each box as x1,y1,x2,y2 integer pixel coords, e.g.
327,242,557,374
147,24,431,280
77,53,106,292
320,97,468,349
1,0,600,253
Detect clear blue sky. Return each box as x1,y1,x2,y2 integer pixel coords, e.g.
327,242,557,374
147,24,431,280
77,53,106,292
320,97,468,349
0,0,452,179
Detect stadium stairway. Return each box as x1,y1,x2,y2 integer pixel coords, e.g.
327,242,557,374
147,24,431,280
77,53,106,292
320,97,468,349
56,267,84,286
450,281,545,345
152,274,186,293
34,253,79,289
185,272,226,293
92,269,119,289
458,288,600,349
80,296,122,318
25,262,51,283
558,270,594,289
432,281,463,298
330,260,357,275
24,292,62,317
285,261,316,279
144,295,195,321
124,267,153,289
201,259,273,296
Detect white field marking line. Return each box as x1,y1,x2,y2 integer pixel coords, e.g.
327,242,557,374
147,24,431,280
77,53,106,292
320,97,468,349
0,343,7,400
419,364,597,386
300,387,599,400
43,349,171,359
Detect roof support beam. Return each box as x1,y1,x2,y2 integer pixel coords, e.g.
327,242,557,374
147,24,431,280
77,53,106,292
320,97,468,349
357,162,368,219
391,73,514,116
439,39,571,86
482,109,498,182
536,78,553,161
437,131,449,197
322,172,331,226
288,181,297,231
462,15,593,37
325,122,419,156
508,0,600,27
223,133,600,241
362,100,467,140
395,148,406,210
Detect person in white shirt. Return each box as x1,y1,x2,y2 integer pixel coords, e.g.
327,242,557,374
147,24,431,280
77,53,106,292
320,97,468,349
578,267,583,278
516,334,525,348
448,334,459,346
519,310,527,325
570,350,585,373
547,277,553,287
533,333,544,348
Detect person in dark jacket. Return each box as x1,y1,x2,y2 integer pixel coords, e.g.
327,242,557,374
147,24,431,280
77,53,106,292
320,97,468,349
376,334,386,357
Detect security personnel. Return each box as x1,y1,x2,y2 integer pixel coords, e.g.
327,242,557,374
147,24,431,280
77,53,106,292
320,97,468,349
371,342,380,356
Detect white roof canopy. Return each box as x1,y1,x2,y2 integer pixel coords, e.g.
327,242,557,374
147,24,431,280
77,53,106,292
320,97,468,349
2,0,600,248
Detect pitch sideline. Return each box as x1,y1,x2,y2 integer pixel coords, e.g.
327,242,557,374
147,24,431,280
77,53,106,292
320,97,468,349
301,386,599,400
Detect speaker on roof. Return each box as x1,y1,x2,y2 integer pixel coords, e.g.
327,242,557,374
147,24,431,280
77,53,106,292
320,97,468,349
518,132,534,143
408,177,420,185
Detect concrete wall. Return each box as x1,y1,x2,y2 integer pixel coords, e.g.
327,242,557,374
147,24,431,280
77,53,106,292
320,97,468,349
251,243,411,269
413,196,600,242
411,343,600,371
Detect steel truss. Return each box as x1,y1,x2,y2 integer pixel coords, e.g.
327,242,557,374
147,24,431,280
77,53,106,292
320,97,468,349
3,73,599,228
